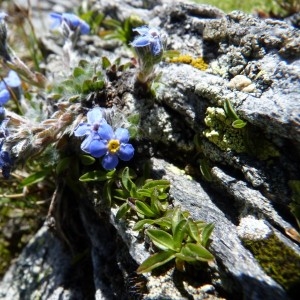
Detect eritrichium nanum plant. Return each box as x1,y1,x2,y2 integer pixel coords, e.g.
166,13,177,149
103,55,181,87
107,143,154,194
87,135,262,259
74,107,134,170
0,8,214,277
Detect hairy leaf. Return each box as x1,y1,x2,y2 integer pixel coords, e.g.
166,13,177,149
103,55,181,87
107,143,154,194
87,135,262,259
147,229,176,251
133,219,155,231
121,167,137,197
181,243,214,262
188,220,201,244
173,219,189,251
201,223,214,247
79,170,115,182
116,202,130,219
136,250,176,274
136,200,157,218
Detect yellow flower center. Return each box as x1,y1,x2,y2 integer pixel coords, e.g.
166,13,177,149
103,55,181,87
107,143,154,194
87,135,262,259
108,139,120,154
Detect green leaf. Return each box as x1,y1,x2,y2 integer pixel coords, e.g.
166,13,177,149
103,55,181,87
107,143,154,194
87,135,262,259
20,169,50,187
142,179,170,190
135,200,157,218
113,188,129,201
92,80,105,90
103,18,122,28
116,202,130,219
82,79,93,93
150,189,163,215
128,114,140,125
103,180,113,207
136,250,176,274
79,155,95,166
56,157,72,174
147,229,176,251
79,170,115,182
137,188,152,198
232,119,247,129
133,219,155,231
102,56,111,69
173,219,188,251
73,67,85,78
187,220,201,244
181,243,214,262
201,223,214,247
153,217,172,230
224,98,239,120
175,252,197,263
171,207,182,235
199,158,213,182
121,167,137,197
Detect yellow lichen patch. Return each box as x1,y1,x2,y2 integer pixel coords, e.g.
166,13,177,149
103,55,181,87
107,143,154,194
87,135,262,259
168,55,208,71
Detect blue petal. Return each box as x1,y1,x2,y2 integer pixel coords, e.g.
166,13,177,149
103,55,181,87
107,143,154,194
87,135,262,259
118,144,134,161
74,123,91,137
151,38,163,56
49,12,62,29
0,89,10,105
133,26,150,36
98,123,114,140
102,154,118,170
4,71,21,88
50,12,62,20
87,107,103,124
80,133,95,153
89,139,107,158
131,35,151,47
0,150,12,165
79,21,90,35
62,13,81,28
114,128,129,143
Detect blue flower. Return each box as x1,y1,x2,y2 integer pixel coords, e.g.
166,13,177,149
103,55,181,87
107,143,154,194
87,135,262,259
0,70,22,105
131,26,163,57
74,107,134,170
74,107,107,152
2,70,21,88
50,12,90,35
88,123,134,170
0,140,12,179
0,88,10,105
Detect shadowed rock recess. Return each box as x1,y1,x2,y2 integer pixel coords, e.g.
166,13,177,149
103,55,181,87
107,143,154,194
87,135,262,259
1,0,300,299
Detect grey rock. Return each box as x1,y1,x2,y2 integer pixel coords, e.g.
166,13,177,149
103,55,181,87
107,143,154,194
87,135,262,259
1,0,300,300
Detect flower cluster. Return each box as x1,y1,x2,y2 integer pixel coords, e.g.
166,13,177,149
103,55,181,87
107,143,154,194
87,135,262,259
131,25,164,82
74,107,134,170
50,12,90,35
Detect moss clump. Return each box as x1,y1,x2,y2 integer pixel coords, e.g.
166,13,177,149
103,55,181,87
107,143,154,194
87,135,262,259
169,55,208,71
243,233,300,294
203,107,247,153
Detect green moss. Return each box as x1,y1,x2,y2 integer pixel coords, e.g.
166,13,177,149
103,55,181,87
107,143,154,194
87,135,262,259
203,106,247,153
243,233,300,293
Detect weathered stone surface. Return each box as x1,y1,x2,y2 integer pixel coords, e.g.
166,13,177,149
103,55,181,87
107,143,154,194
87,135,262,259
1,0,300,299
